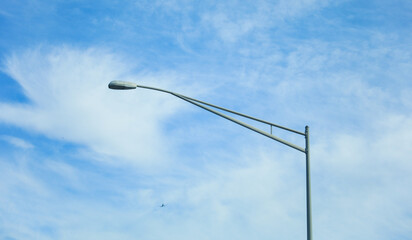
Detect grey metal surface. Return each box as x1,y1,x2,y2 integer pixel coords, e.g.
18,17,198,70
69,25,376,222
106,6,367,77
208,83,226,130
181,95,305,136
134,84,305,152
305,126,313,240
108,80,137,89
175,93,306,153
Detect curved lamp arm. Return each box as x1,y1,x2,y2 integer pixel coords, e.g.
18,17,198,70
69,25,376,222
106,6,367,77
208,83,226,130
108,80,305,153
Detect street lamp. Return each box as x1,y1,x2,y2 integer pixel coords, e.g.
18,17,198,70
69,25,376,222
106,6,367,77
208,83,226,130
108,80,313,240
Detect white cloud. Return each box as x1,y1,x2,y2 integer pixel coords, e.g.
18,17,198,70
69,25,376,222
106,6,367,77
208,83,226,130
312,113,412,239
0,46,188,166
0,135,34,149
200,0,331,43
0,146,308,240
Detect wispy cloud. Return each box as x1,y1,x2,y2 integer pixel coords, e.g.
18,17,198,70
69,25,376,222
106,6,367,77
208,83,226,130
199,0,332,43
0,46,190,166
1,135,34,149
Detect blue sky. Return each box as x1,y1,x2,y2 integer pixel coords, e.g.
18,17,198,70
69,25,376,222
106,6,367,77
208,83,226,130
1,0,412,239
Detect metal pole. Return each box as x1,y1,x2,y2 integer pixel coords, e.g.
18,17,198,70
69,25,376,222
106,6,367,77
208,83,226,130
305,126,313,240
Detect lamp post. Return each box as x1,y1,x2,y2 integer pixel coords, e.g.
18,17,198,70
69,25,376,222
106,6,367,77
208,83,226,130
108,80,313,240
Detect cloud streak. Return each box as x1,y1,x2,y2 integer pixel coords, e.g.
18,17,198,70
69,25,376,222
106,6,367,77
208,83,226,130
0,46,189,166
1,135,34,149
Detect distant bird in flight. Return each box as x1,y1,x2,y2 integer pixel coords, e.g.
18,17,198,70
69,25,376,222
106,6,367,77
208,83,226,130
160,203,166,208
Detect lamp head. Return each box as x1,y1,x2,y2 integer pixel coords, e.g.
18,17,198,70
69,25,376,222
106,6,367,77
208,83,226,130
108,80,137,90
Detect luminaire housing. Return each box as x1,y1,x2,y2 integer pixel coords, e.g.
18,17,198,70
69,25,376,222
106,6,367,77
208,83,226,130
108,80,137,90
